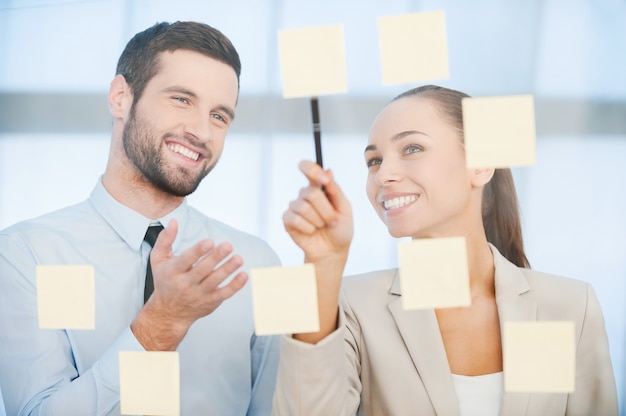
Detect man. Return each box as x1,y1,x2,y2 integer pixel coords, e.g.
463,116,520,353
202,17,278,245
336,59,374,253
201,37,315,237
0,21,280,415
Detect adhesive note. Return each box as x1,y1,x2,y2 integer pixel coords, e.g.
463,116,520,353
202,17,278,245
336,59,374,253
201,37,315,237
503,321,576,393
278,24,348,98
398,237,471,310
378,10,450,84
250,264,320,335
36,265,95,329
119,351,180,416
462,95,536,168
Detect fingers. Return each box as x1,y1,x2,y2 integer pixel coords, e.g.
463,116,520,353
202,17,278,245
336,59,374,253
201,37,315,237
284,188,334,234
174,239,216,272
285,161,351,232
208,270,248,302
298,160,350,216
152,220,245,290
151,239,247,310
283,208,317,235
298,160,329,187
324,169,352,216
191,244,243,287
295,186,332,225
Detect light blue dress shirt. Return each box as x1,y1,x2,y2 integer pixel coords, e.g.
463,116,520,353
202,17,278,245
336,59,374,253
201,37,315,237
0,179,281,415
0,386,6,416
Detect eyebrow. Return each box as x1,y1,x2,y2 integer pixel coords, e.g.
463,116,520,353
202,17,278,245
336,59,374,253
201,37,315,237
364,130,430,153
163,85,197,98
163,86,236,122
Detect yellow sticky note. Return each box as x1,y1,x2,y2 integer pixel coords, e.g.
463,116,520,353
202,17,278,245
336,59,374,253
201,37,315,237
503,321,576,393
278,24,348,98
378,10,450,84
463,95,536,168
119,351,180,416
398,237,470,310
36,265,95,329
250,264,320,335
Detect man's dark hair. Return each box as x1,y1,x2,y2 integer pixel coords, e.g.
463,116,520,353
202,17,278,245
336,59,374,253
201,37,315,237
115,21,241,103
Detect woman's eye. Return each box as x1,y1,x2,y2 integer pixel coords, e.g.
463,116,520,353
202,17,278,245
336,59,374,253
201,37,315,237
366,158,382,168
405,145,423,154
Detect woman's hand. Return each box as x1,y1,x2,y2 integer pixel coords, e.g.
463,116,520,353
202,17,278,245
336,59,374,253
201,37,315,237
282,160,354,343
283,160,353,264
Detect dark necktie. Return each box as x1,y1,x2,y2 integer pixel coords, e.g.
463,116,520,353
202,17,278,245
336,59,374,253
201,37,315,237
143,224,164,304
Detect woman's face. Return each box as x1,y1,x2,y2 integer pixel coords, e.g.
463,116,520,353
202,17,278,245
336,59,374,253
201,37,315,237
365,96,476,239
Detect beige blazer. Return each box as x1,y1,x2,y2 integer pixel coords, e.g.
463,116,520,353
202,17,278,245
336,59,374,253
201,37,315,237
273,246,618,416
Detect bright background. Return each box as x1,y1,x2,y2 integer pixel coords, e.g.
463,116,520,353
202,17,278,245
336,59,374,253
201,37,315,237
1,0,625,411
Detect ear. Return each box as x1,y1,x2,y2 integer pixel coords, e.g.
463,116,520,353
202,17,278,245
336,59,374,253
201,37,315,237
470,167,495,188
108,74,133,119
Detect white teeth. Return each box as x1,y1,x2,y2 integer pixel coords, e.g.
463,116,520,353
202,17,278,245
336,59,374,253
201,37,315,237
168,144,199,161
383,195,417,210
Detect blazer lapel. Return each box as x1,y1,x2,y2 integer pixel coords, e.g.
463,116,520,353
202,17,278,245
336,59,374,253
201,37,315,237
384,247,539,416
388,272,461,416
492,246,537,416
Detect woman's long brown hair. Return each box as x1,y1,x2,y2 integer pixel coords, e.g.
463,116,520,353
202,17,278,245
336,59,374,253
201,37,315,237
392,85,530,268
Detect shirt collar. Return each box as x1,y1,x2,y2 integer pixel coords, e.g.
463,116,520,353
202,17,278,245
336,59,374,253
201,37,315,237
89,177,189,252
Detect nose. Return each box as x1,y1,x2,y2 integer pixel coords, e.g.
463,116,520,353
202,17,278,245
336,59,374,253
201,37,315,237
184,109,212,144
374,160,401,186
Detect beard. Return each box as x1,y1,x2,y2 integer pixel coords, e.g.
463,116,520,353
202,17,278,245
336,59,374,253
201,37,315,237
122,106,217,197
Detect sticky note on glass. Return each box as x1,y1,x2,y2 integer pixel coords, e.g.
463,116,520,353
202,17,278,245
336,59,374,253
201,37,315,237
378,10,449,84
503,321,575,393
36,265,95,329
278,24,347,98
398,237,470,310
119,351,180,416
462,95,536,168
251,264,319,335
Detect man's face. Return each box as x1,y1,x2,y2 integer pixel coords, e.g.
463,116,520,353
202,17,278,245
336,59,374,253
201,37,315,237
122,49,239,197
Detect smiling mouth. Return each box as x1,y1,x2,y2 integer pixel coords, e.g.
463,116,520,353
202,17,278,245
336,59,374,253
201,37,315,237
383,195,417,210
167,143,200,161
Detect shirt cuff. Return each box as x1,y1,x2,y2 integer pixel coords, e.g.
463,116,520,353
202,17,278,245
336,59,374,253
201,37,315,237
91,326,145,392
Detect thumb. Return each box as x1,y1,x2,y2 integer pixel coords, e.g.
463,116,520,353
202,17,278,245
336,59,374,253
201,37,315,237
150,218,177,261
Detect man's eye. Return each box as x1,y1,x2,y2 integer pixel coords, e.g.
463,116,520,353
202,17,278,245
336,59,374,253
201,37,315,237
211,113,227,123
173,97,189,104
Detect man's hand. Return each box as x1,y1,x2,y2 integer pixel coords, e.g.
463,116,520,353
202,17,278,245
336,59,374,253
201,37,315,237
131,219,247,351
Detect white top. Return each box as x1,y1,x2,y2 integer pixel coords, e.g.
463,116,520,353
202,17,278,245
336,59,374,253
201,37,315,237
452,372,503,416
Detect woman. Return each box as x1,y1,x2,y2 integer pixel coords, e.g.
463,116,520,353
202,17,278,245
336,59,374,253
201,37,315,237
272,85,618,415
